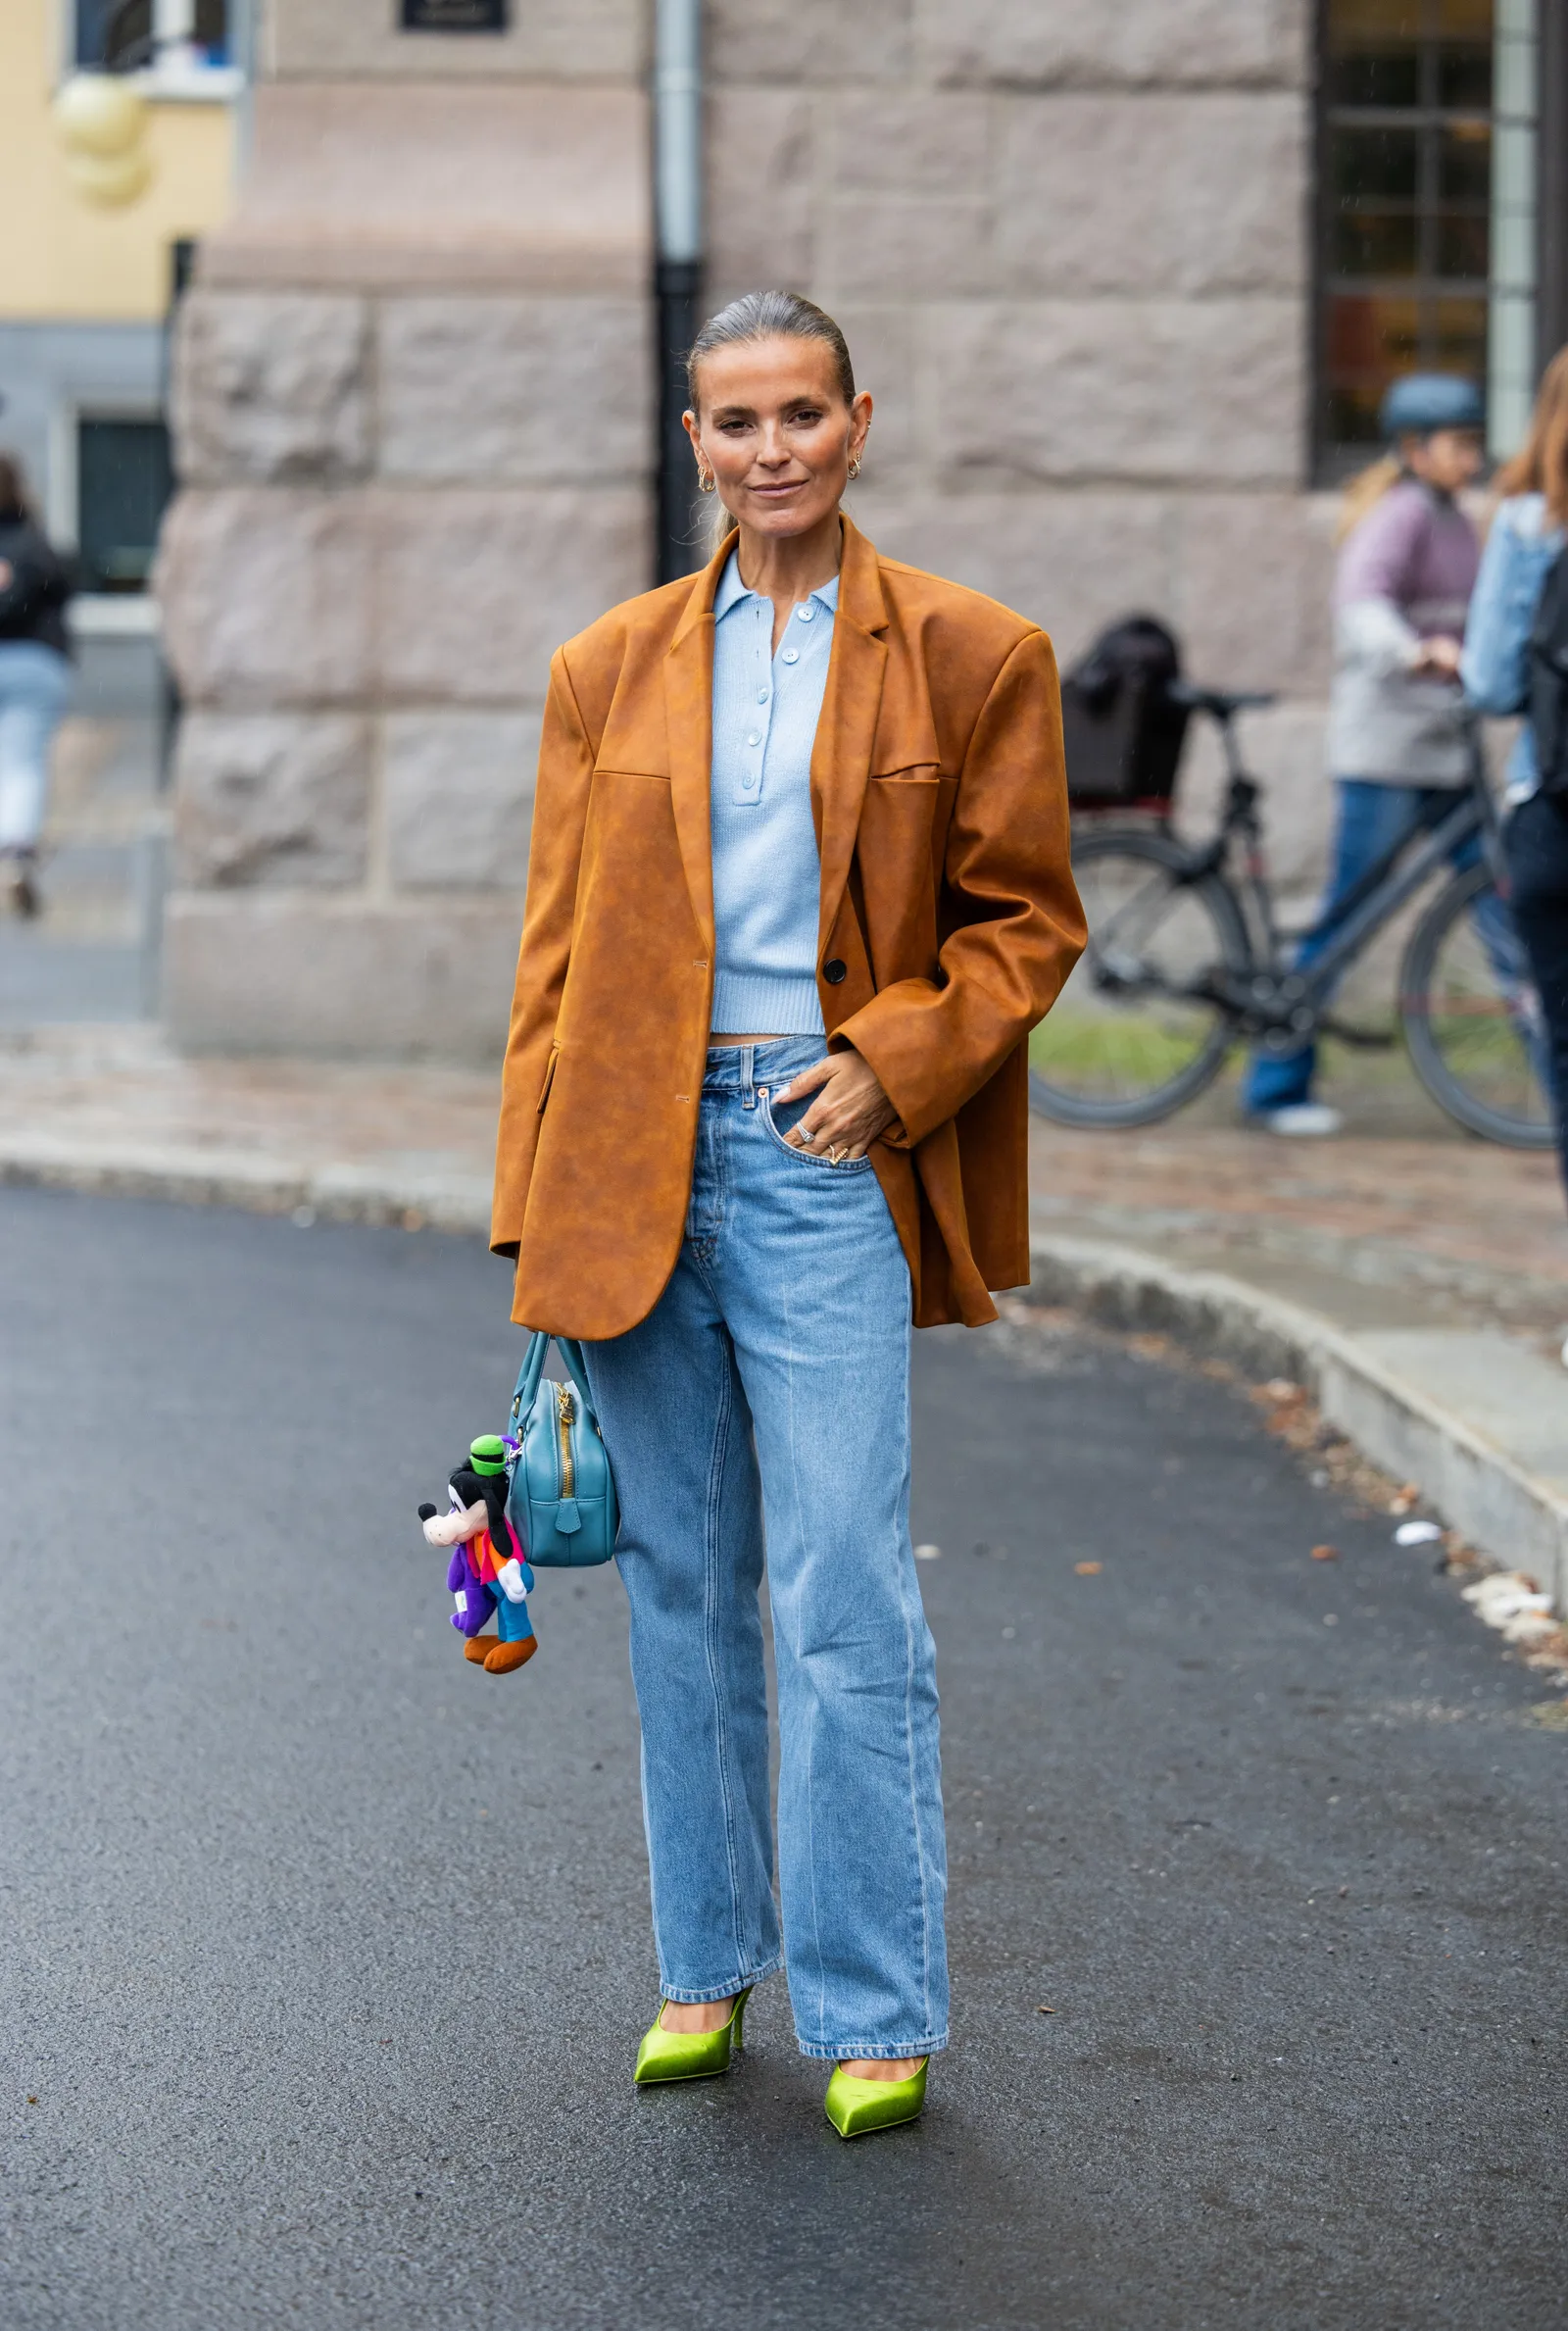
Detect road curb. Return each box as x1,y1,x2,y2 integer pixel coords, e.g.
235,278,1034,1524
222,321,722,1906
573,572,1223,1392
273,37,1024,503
1029,1231,1568,1613
6,1134,1562,1612
0,1133,495,1235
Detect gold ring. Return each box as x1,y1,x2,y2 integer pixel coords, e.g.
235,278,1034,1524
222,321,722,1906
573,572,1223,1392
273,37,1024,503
827,1146,846,1164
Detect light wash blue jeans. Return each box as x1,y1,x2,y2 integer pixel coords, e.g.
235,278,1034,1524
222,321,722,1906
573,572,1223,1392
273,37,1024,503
0,640,72,853
581,1039,948,2061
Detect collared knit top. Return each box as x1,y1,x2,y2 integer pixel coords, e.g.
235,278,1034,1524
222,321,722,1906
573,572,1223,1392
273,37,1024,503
709,546,838,1036
1326,476,1480,783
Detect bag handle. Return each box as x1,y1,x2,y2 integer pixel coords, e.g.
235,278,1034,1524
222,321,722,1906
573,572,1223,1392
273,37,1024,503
510,1330,599,1434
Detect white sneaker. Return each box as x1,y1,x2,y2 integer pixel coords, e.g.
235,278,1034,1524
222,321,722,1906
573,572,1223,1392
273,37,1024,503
1258,1103,1344,1138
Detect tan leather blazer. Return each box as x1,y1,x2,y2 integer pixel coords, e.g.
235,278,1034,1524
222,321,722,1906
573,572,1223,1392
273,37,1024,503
492,516,1085,1336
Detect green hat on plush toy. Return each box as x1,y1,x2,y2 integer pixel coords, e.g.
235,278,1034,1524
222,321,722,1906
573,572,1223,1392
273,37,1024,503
469,1434,508,1476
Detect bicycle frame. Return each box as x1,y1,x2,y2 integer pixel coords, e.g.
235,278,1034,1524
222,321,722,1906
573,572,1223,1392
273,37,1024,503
1189,711,1502,1038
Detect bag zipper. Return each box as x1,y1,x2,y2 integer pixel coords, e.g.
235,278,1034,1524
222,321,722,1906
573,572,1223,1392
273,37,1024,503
556,1382,575,1498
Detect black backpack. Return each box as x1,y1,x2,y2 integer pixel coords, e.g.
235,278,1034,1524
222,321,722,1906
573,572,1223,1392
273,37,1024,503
1059,614,1190,806
1529,548,1568,798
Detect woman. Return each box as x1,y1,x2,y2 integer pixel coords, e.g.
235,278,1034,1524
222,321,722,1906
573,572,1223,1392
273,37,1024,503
0,455,74,918
1461,346,1568,1208
1241,374,1485,1135
491,291,1084,2136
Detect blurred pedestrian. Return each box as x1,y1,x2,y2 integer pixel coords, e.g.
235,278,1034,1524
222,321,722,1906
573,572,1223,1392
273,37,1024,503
1461,346,1568,1207
1243,376,1485,1134
491,290,1084,2137
0,454,74,917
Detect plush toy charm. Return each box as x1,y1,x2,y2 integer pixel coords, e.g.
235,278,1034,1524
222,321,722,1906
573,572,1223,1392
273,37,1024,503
417,1433,537,1674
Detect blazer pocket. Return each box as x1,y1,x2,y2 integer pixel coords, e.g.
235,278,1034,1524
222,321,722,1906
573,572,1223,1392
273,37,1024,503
536,1043,561,1115
869,761,943,782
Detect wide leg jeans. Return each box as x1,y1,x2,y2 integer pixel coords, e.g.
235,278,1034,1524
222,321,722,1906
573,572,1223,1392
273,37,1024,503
581,1039,949,2061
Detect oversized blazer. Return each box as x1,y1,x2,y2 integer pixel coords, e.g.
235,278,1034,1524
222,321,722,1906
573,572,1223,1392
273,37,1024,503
492,515,1085,1337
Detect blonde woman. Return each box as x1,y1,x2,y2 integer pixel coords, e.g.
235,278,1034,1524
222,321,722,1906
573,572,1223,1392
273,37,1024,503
492,291,1084,2135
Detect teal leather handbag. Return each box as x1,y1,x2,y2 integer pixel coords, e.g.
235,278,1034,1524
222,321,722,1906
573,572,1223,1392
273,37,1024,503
505,1332,618,1566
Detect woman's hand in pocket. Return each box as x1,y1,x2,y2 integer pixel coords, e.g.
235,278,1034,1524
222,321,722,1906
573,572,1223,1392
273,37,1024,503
776,1049,900,1161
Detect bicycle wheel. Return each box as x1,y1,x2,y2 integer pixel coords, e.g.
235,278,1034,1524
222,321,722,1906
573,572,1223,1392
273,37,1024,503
1400,861,1556,1150
1029,823,1250,1129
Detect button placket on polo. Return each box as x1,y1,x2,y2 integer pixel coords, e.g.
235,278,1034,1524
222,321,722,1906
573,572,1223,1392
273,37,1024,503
734,594,771,807
721,579,836,813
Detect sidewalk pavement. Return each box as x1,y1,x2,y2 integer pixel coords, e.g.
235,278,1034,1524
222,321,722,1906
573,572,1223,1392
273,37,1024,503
4,1023,1565,1605
1028,1112,1568,1614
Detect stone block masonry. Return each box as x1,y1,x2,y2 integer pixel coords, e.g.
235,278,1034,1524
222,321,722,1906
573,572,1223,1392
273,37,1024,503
155,0,1343,1059
157,30,652,1060
705,0,1335,904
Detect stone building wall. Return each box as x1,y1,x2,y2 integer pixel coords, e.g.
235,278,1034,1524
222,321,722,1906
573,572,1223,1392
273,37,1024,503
158,0,1346,1059
155,1,652,1056
706,0,1340,903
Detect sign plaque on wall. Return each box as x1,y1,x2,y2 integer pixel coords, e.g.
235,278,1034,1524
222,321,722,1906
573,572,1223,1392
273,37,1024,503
400,0,510,28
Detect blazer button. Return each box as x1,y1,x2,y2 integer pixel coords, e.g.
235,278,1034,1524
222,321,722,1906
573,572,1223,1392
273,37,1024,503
822,958,848,985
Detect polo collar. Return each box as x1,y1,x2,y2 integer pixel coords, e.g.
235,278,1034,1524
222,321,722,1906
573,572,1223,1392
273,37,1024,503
673,517,879,653
713,545,841,623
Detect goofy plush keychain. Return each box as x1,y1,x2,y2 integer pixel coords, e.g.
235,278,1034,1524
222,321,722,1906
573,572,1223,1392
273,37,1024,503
417,1433,537,1674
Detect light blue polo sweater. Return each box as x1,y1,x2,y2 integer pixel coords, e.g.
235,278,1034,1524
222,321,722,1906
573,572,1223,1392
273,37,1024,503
709,548,837,1036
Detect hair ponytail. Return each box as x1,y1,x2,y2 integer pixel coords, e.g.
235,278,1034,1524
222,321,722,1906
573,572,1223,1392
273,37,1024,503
0,454,34,526
1334,452,1402,545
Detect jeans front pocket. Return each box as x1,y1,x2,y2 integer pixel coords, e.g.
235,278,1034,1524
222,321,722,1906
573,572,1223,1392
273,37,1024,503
757,1086,875,1171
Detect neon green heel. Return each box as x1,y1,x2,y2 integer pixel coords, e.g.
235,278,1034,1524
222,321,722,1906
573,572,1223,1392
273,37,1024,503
823,2057,929,2138
633,1987,753,2086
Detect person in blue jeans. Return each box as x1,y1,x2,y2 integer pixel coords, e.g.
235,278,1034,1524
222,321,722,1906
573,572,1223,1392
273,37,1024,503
1243,376,1486,1133
1461,345,1568,1208
581,1036,933,2059
490,294,1084,2138
0,455,74,918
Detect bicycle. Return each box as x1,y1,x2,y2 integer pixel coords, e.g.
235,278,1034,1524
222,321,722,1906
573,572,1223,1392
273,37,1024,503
1028,686,1554,1147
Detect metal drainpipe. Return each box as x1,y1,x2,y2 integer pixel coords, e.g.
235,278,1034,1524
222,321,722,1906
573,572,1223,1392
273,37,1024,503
228,0,258,186
654,0,703,583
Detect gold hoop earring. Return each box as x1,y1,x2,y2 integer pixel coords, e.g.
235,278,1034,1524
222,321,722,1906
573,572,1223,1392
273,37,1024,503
697,469,715,495
847,455,862,481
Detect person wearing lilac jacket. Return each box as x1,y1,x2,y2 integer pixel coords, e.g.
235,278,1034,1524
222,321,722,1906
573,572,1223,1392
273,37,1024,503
1243,376,1486,1134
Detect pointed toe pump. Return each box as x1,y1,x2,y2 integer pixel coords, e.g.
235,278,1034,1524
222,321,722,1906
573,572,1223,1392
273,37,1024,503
823,2058,929,2139
633,1988,753,2087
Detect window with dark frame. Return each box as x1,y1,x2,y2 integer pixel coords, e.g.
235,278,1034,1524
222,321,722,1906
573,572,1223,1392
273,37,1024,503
75,0,229,72
1316,0,1541,477
75,419,173,596
399,0,509,28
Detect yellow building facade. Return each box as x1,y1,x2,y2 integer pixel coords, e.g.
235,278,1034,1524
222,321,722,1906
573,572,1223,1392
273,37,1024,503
0,0,234,322
0,0,236,604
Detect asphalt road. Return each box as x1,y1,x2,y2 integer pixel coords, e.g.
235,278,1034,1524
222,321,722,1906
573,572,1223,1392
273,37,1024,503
2,1187,1564,2331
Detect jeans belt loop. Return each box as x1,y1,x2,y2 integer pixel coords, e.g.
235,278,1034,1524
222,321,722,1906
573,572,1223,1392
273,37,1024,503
740,1042,757,1108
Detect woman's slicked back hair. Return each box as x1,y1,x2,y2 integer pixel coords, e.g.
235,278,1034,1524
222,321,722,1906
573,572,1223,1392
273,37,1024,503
686,290,855,411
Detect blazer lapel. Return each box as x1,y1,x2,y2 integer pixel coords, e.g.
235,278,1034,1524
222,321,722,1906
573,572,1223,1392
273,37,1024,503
812,516,889,953
663,531,735,954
